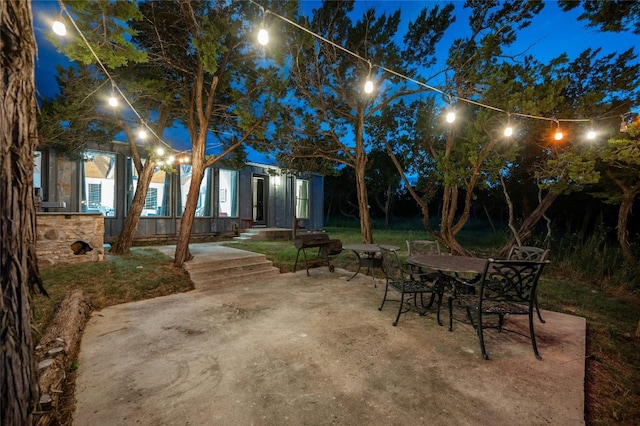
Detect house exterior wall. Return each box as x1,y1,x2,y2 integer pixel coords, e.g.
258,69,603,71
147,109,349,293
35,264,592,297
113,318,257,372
36,145,324,244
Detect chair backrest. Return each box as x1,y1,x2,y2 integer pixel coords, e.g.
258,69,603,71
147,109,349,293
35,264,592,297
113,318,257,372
478,259,550,306
380,246,404,282
507,246,549,261
406,240,441,256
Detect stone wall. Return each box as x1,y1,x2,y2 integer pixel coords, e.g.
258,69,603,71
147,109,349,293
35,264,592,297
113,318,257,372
36,213,104,268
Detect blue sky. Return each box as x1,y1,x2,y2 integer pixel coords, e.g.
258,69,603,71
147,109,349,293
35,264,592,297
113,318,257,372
32,0,638,161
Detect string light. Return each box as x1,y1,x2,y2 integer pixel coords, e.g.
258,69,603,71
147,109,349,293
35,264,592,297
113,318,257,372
52,20,66,36
248,0,632,139
138,129,148,139
364,62,374,94
554,121,563,141
257,7,269,45
504,114,513,137
587,130,596,140
108,93,118,107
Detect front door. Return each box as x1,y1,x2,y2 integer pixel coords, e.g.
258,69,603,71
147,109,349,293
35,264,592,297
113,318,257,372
252,176,267,226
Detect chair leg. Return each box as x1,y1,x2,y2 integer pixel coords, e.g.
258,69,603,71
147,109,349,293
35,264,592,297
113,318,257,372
435,292,444,326
392,293,405,326
447,296,455,331
477,311,489,360
378,282,390,311
529,312,542,360
535,296,546,323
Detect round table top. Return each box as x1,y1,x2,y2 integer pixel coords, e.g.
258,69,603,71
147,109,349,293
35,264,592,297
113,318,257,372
343,244,399,252
407,254,488,274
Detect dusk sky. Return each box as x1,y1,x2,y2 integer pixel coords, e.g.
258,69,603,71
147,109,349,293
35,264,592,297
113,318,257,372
31,1,639,161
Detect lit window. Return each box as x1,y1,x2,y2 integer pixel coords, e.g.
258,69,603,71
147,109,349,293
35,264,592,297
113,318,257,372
82,151,116,216
218,169,239,218
129,158,171,217
178,165,212,217
296,179,309,219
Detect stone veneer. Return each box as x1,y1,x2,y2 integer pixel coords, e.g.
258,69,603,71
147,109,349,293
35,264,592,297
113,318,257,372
36,213,105,268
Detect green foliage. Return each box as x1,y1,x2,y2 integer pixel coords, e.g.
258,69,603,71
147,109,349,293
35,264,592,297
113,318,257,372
49,0,147,68
558,0,640,35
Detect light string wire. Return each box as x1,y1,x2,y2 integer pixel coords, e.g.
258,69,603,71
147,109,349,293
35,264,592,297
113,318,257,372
57,0,183,156
249,0,632,126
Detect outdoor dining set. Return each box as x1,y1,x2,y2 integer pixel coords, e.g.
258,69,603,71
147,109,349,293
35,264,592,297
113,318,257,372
293,234,551,361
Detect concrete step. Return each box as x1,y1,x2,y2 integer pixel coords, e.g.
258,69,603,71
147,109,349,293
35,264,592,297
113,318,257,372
184,251,280,290
187,258,278,282
194,267,281,288
185,253,267,273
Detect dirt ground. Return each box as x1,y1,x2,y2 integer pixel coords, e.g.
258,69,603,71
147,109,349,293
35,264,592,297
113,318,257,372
72,255,585,426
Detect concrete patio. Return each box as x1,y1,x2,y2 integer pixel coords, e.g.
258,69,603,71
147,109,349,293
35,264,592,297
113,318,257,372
73,244,586,425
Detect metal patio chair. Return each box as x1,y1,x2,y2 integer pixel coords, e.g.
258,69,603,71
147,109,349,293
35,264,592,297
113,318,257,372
448,259,550,360
378,246,440,326
507,246,550,323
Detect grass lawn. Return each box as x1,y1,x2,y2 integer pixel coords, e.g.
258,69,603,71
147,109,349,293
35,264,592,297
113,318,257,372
34,227,640,425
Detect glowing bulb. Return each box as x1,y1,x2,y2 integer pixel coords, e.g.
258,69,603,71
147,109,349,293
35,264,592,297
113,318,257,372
554,130,563,141
258,28,269,45
108,96,118,107
138,129,147,139
364,79,374,94
587,130,596,140
156,147,164,156
52,20,66,36
504,126,513,137
167,155,175,164
446,111,456,123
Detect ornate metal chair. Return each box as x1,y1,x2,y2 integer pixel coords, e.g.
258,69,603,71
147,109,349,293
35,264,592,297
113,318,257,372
378,246,439,326
448,259,550,360
507,246,550,323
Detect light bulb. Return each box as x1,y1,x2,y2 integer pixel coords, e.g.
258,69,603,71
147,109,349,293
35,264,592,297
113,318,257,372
108,96,118,107
167,155,175,164
138,129,148,139
504,126,513,137
554,130,563,141
156,147,164,156
364,79,374,94
446,111,456,123
52,20,66,36
258,28,269,45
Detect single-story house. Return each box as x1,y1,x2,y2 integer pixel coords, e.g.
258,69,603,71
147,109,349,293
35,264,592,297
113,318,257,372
35,141,324,245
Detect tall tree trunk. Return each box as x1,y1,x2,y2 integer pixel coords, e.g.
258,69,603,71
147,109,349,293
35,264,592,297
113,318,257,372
615,185,639,268
110,160,156,254
355,164,373,243
1,1,46,424
174,155,205,267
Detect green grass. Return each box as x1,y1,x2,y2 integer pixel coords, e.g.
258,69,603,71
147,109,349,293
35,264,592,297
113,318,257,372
34,248,194,338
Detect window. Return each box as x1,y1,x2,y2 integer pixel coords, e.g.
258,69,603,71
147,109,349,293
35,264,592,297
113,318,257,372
296,179,309,219
88,184,102,208
144,188,158,210
129,159,171,217
178,165,212,217
218,169,238,217
82,151,116,216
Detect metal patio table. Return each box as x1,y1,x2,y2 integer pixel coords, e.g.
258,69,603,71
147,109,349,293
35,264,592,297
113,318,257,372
343,243,399,286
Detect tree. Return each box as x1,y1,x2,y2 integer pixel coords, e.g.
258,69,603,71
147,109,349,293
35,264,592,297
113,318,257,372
278,0,454,244
131,0,292,266
1,1,47,424
558,0,640,35
43,1,186,255
592,122,640,267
